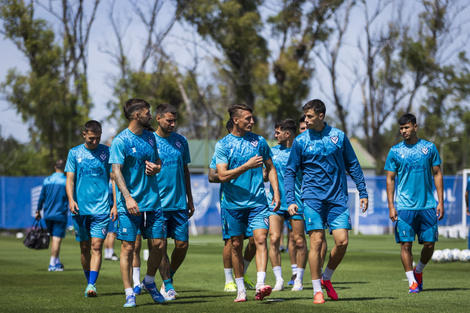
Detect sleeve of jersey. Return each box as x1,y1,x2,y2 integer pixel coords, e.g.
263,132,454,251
37,182,46,210
342,136,368,199
64,149,76,173
215,142,228,165
259,138,273,161
109,138,126,165
431,143,442,167
210,154,216,169
285,139,301,205
384,149,396,172
183,138,191,164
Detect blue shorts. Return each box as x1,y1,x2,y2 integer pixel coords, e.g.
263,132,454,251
45,220,67,238
117,210,164,242
303,200,351,234
108,218,118,233
163,210,189,241
269,208,304,222
225,206,269,237
73,214,110,241
222,209,253,240
395,208,439,244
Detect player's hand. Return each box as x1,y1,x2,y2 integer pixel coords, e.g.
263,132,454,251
110,205,118,222
436,203,444,221
245,155,264,169
288,204,298,216
360,198,368,213
125,197,140,216
35,211,41,221
187,202,195,219
145,160,161,175
272,193,281,212
466,207,469,216
389,206,397,222
69,201,79,214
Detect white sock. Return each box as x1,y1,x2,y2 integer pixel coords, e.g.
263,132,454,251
405,271,416,286
273,266,283,282
144,274,154,285
105,248,111,258
291,264,297,275
415,260,426,273
125,288,133,297
256,271,266,286
322,266,335,281
312,279,322,295
243,259,250,275
235,277,245,292
224,268,234,283
296,268,305,283
133,267,141,287
50,257,57,266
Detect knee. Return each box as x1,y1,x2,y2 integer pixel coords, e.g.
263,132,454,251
294,236,306,250
423,242,434,250
269,234,280,247
231,239,243,252
176,241,188,250
335,238,348,249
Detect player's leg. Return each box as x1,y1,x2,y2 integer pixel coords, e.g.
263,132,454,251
132,233,143,294
396,209,419,293
269,213,285,291
290,217,307,291
320,236,328,273
221,208,236,291
287,226,297,285
168,211,190,277
242,230,256,290
105,218,119,261
46,219,66,271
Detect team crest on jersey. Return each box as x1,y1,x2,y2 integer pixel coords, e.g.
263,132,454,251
421,147,429,155
77,157,82,163
251,139,259,148
331,136,339,144
175,140,182,149
148,138,154,147
132,147,137,153
100,152,107,161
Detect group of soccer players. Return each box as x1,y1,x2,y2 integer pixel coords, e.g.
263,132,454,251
36,97,445,307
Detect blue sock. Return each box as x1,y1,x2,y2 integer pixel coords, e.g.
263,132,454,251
164,279,174,291
170,269,175,280
84,271,90,284
89,271,99,285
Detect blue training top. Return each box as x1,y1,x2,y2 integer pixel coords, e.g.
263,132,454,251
384,139,441,210
155,132,191,211
215,132,272,210
37,172,68,222
109,128,161,213
285,123,368,205
65,143,111,215
267,145,302,211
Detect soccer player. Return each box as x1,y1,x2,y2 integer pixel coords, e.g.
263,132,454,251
215,103,280,302
110,98,166,308
36,159,68,272
267,118,308,292
65,120,113,297
152,103,195,300
104,182,119,261
385,113,444,293
285,99,368,304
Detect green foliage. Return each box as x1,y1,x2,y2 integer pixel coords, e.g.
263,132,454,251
0,136,51,175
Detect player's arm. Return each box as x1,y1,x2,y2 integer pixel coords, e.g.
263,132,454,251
433,165,444,220
216,155,263,183
110,178,118,221
386,170,397,222
35,185,45,220
466,189,470,216
112,163,140,216
184,164,195,218
66,172,79,214
265,158,280,211
343,136,368,212
145,158,161,176
286,140,300,215
208,168,220,183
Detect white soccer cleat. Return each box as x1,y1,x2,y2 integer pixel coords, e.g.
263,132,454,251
292,279,303,291
273,280,284,291
234,290,247,302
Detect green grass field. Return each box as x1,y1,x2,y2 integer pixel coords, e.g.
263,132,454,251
1,233,469,312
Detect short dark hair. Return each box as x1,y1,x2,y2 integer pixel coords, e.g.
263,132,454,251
302,99,326,115
299,115,305,123
124,99,150,120
398,113,416,125
275,118,297,135
83,120,102,133
55,159,66,170
156,103,177,117
228,103,252,119
225,119,234,132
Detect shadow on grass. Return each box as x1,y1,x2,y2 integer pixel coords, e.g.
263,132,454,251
335,297,397,301
421,288,470,292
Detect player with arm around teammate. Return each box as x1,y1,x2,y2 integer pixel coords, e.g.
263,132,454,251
385,113,444,293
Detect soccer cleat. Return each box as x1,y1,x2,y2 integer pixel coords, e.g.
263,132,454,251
273,280,284,291
287,274,297,286
413,267,423,291
105,253,119,261
313,291,325,304
255,285,272,301
234,290,247,302
133,283,144,295
143,281,165,304
85,284,97,297
409,282,420,293
123,294,136,308
321,279,338,300
48,265,64,272
224,282,237,292
292,280,303,291
165,288,176,301
56,263,64,270
244,275,255,290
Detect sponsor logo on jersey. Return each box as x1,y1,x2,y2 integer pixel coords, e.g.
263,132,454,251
132,147,137,153
331,136,339,144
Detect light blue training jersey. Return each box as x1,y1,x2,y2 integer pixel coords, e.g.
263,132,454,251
65,143,111,215
109,128,161,213
155,132,191,211
215,132,272,210
37,172,68,221
267,145,302,211
285,123,368,205
384,139,441,210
